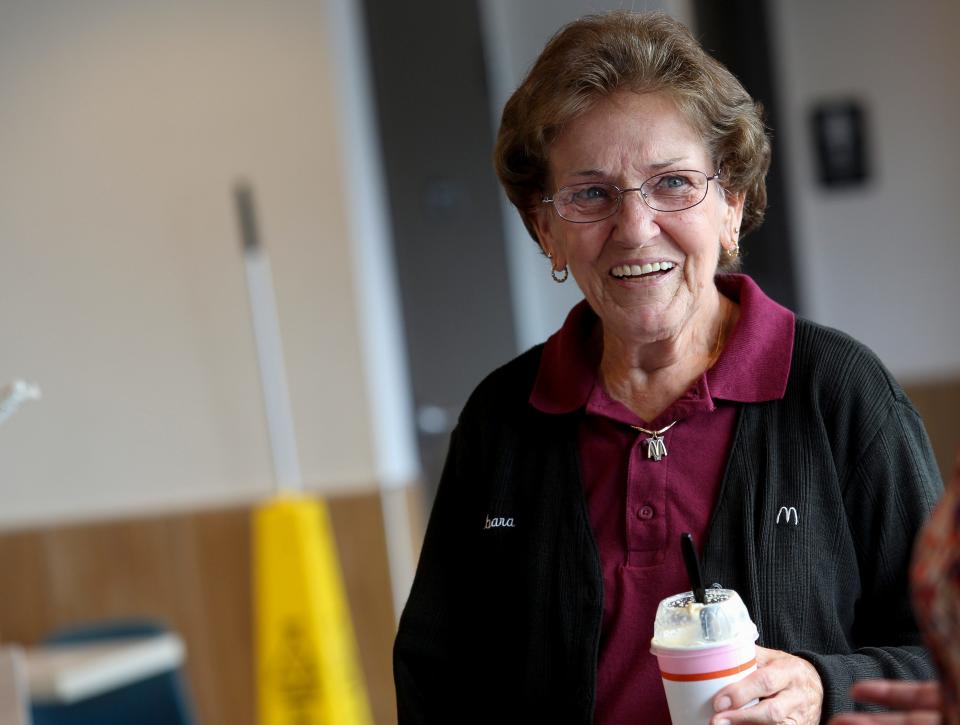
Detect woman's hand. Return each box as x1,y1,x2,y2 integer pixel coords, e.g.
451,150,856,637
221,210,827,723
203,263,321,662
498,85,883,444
709,646,823,724
827,680,942,724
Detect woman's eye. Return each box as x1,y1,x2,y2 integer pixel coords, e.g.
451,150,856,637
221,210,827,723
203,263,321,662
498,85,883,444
574,185,613,202
657,175,690,190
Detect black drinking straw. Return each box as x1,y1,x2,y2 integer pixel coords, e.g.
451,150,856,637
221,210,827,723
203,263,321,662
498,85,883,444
681,532,706,603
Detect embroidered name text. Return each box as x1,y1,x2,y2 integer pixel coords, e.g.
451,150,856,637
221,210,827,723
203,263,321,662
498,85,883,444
484,515,515,529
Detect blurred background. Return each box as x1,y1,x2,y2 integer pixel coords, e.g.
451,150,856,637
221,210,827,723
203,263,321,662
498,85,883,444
0,0,957,723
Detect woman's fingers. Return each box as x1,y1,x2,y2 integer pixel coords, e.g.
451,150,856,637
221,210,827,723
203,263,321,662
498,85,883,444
710,646,823,724
828,712,941,725
849,680,941,711
825,680,943,725
712,687,808,724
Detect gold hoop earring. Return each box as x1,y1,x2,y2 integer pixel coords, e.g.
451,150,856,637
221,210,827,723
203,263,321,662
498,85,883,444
726,241,741,258
551,266,569,283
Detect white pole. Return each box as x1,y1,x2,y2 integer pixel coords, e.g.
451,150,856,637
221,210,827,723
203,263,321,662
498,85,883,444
324,0,422,622
235,183,303,493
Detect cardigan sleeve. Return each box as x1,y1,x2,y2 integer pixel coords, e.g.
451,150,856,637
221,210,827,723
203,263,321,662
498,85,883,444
796,398,943,717
393,425,468,724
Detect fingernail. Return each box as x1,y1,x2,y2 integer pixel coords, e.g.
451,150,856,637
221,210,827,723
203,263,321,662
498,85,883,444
715,696,732,711
716,720,731,725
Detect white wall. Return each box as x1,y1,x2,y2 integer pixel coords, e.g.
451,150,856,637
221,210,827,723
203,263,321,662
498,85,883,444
769,0,960,381
0,1,389,527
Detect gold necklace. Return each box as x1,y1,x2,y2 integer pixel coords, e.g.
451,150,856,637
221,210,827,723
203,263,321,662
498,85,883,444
630,420,678,461
629,306,728,462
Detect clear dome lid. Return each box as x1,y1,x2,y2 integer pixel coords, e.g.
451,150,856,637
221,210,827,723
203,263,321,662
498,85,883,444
651,588,758,648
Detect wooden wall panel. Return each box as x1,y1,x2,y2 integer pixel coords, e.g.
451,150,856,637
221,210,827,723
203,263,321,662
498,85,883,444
904,377,960,483
0,532,55,643
0,491,399,725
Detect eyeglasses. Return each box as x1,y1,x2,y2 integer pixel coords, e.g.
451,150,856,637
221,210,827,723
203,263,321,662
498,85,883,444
542,169,722,223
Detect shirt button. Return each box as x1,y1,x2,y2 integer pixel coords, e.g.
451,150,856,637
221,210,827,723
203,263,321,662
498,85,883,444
638,505,655,520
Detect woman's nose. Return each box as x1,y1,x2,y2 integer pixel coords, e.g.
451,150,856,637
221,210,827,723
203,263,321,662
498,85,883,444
614,189,661,241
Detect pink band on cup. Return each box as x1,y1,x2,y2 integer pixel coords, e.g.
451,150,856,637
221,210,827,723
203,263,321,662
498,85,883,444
660,658,757,682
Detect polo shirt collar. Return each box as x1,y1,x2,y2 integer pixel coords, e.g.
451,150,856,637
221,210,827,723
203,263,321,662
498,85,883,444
529,274,795,414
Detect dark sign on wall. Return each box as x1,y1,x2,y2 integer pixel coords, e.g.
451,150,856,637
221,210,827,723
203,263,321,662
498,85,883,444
811,100,870,188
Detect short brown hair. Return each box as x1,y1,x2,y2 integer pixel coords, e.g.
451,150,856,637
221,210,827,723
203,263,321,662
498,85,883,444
493,11,771,268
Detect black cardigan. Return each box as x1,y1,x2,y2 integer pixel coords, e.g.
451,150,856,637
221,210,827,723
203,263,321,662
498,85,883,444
394,318,943,724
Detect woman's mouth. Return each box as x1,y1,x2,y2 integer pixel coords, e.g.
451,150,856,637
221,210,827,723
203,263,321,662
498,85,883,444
610,261,676,279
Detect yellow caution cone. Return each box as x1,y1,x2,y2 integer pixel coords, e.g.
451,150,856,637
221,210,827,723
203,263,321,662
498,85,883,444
253,494,374,725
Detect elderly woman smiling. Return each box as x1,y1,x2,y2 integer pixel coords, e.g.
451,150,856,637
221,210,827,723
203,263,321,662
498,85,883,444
394,11,941,725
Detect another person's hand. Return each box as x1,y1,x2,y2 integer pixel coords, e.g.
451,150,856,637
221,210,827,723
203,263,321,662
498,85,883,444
710,645,823,724
827,679,942,724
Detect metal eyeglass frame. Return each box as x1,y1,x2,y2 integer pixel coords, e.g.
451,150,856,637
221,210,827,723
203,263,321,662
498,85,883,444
542,169,722,223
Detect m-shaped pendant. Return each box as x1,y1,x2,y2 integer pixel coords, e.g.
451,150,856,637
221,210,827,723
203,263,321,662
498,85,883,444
630,420,678,462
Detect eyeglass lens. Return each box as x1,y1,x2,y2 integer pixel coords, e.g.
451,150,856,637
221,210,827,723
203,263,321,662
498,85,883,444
553,170,711,222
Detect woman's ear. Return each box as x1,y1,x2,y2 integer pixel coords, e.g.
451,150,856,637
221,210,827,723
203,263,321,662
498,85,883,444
724,191,746,243
530,206,564,267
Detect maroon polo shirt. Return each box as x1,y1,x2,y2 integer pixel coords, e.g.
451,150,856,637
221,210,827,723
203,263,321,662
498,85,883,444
529,274,795,724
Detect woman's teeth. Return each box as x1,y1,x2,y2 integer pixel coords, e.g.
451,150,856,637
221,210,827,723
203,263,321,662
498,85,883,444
611,261,676,278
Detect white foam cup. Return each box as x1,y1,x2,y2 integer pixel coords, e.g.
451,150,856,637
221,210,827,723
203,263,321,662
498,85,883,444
650,589,759,725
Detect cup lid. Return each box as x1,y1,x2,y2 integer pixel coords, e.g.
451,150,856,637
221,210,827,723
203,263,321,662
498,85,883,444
651,588,758,648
